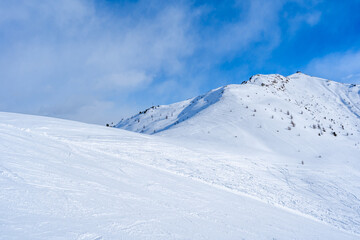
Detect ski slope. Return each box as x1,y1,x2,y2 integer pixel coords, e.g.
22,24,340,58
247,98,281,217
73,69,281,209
1,111,358,239
116,73,360,235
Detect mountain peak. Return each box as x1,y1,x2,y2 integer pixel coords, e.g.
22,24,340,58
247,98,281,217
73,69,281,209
116,73,360,140
246,74,290,87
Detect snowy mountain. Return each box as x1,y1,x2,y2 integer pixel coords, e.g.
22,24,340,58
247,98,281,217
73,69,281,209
116,72,360,161
116,73,360,142
1,73,360,239
116,73,360,234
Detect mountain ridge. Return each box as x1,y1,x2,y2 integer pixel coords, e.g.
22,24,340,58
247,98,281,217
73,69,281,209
114,73,360,234
115,72,360,141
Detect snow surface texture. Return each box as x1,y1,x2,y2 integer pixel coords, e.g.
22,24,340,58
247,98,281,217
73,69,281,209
117,73,360,236
2,112,358,239
1,73,359,239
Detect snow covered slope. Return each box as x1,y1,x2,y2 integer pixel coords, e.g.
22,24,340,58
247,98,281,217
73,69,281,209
2,112,358,239
116,73,360,234
116,73,360,145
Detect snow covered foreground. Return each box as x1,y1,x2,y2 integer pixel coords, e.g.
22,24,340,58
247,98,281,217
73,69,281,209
1,112,358,239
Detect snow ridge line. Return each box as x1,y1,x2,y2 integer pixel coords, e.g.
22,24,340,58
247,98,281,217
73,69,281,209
321,81,360,119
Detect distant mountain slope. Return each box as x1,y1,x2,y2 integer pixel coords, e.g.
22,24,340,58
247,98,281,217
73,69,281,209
2,112,358,239
116,73,360,156
116,73,360,139
116,85,225,134
115,73,360,234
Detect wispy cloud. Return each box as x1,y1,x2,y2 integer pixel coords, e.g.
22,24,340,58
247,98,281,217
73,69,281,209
305,50,360,84
0,0,197,123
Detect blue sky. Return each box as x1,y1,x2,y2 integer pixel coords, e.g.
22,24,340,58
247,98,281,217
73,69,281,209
0,0,360,124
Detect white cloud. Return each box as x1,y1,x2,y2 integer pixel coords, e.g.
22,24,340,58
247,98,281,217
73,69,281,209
99,71,153,89
305,11,321,26
202,0,284,57
0,0,324,124
0,0,197,123
288,11,321,34
305,50,360,84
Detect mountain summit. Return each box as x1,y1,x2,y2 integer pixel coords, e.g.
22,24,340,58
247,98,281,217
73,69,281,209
116,73,360,136
116,73,360,155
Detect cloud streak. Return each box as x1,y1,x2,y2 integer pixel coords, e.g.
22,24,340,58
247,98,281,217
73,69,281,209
306,50,360,84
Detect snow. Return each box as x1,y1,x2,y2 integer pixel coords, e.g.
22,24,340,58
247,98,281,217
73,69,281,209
116,73,360,235
1,73,360,239
0,111,358,239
